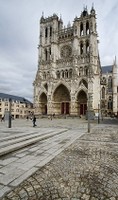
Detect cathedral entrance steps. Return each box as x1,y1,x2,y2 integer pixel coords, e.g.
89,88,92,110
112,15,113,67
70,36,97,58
0,128,68,157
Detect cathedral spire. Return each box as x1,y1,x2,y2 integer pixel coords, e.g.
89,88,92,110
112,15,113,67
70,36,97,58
92,2,94,9
42,11,44,17
114,56,117,68
40,11,45,23
90,3,96,15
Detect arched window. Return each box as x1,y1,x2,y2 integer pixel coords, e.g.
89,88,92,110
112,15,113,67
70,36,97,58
50,26,52,37
108,96,112,110
45,27,48,38
49,47,51,59
47,71,50,78
108,76,112,92
69,69,72,78
80,23,83,36
80,42,83,54
86,21,89,35
45,49,48,60
79,67,83,76
86,40,89,53
56,71,60,79
102,87,105,99
65,70,68,78
61,70,64,78
102,77,106,84
84,66,88,76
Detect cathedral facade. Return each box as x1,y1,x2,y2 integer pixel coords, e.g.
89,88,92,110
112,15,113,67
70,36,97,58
33,6,118,117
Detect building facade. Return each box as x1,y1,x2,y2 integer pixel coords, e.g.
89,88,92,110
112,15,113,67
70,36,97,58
0,93,33,119
33,6,118,117
101,59,118,117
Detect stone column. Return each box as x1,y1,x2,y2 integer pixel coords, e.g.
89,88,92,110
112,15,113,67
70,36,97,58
70,96,78,116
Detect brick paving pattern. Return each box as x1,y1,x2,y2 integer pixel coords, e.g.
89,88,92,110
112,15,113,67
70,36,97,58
2,125,118,200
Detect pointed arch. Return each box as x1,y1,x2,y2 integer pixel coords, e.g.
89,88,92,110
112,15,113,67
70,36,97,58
50,26,52,37
86,21,89,35
108,76,112,92
80,23,83,36
75,88,87,101
69,68,73,78
86,40,89,53
52,83,71,115
102,87,105,99
80,42,84,54
76,90,87,115
79,79,88,88
45,27,48,38
53,81,71,95
39,92,47,101
39,92,47,115
84,66,88,76
45,48,48,61
56,70,60,79
53,84,70,102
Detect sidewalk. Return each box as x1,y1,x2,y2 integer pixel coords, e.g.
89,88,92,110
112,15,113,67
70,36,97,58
0,118,88,199
0,118,118,200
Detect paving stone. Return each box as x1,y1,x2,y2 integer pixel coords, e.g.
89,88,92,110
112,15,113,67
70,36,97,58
0,186,11,199
0,118,118,199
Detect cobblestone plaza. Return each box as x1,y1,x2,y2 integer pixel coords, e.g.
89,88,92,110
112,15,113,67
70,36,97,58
0,117,118,200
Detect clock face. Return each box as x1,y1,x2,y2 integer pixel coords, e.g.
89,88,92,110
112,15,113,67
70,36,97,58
61,45,72,58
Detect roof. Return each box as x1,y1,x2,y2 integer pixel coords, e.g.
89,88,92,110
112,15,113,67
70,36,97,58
101,65,112,74
0,93,33,104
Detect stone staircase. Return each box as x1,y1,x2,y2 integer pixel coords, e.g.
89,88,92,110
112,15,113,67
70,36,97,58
0,128,68,157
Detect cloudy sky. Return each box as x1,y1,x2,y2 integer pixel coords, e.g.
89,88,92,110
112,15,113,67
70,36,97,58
0,0,118,102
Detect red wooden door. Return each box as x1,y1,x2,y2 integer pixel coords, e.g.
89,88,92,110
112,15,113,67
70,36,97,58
80,104,83,115
80,104,87,115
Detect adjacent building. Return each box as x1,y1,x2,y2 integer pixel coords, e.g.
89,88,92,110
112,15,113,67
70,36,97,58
33,6,118,117
0,93,33,119
101,60,118,116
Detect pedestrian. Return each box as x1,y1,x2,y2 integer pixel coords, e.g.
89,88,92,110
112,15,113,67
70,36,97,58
1,116,4,122
26,116,29,120
32,115,36,127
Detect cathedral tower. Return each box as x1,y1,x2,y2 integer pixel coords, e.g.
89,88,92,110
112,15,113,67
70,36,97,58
33,6,101,117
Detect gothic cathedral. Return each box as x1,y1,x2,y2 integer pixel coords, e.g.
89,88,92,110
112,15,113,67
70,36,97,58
33,6,118,117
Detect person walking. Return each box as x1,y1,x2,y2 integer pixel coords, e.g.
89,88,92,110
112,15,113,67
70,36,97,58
32,115,36,127
1,116,5,122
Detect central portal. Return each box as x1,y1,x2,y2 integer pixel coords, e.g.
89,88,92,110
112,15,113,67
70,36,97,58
53,84,70,115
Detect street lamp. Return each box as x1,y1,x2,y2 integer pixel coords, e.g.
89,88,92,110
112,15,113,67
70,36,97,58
87,93,90,133
8,98,12,128
98,103,100,124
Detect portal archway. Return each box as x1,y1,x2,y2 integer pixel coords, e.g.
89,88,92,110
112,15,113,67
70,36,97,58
53,84,70,115
77,90,87,115
39,93,47,114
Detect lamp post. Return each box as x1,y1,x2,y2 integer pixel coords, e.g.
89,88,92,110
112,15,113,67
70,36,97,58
8,98,12,128
88,94,90,133
98,103,100,124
